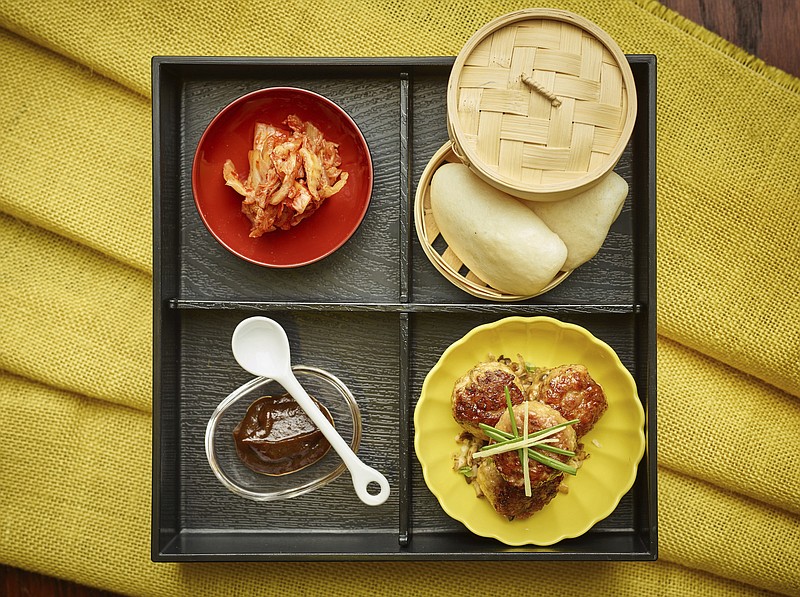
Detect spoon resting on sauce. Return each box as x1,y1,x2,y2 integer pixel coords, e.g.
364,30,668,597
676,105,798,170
231,316,390,506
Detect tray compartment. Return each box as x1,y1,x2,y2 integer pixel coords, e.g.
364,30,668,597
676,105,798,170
409,67,641,305
177,66,405,304
153,56,657,561
179,310,401,527
407,310,648,557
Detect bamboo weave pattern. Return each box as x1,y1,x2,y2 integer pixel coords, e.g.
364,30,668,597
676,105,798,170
454,18,631,186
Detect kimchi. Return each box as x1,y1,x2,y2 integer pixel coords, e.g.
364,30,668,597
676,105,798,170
222,115,349,237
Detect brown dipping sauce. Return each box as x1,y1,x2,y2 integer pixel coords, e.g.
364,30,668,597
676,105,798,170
233,393,333,475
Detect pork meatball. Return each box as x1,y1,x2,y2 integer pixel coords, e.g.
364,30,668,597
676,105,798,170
532,364,607,438
451,361,525,440
492,401,577,488
475,456,564,520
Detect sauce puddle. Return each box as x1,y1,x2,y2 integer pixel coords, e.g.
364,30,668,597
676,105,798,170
233,394,333,475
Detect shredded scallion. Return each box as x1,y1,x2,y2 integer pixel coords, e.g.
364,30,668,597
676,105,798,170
477,414,579,476
522,401,531,497
504,385,525,479
480,422,579,453
458,465,474,478
472,435,560,458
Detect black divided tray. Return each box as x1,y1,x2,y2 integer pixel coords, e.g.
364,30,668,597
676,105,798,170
152,56,657,561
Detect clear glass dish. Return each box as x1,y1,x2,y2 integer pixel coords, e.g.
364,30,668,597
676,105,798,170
205,365,361,501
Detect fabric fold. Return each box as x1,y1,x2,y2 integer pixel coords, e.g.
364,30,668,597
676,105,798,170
0,214,152,412
0,29,152,273
657,336,800,515
658,468,800,596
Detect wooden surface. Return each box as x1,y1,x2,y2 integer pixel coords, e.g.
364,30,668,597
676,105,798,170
663,0,800,77
2,0,798,594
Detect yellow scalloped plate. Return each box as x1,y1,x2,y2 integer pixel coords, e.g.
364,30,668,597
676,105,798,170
414,316,645,545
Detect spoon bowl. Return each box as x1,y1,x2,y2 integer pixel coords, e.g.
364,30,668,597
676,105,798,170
231,316,293,379
231,316,390,506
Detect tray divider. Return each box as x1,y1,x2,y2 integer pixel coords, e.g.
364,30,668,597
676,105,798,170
399,71,411,304
398,72,412,546
168,300,641,315
398,311,411,546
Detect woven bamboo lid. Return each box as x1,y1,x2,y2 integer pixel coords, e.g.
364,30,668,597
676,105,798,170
447,8,636,201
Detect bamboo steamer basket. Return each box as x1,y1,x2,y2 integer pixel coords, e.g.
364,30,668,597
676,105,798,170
414,142,572,302
415,8,635,300
447,8,636,201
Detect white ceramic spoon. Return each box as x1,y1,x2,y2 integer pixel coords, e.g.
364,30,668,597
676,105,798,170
231,316,390,506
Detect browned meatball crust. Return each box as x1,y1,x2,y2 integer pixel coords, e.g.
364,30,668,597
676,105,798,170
475,457,563,520
492,401,577,488
532,364,607,438
451,361,525,440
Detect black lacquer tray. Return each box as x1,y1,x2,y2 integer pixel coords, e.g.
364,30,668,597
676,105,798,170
152,56,657,561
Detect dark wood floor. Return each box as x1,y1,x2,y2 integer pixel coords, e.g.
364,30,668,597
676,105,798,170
664,0,799,77
2,0,798,595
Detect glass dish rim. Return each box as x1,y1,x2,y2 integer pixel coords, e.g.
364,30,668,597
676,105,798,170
204,364,362,501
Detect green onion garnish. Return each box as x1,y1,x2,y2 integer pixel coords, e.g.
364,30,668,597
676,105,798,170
525,447,578,476
480,420,579,452
458,465,474,478
504,386,519,436
477,418,579,476
522,401,531,497
504,386,526,484
472,435,578,476
529,444,577,457
477,433,558,451
473,434,560,458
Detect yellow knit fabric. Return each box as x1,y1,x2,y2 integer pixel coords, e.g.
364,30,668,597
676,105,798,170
0,0,798,595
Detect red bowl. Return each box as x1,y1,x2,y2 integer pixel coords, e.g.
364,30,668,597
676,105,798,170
191,87,373,268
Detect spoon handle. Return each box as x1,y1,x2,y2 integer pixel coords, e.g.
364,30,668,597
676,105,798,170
279,371,390,506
